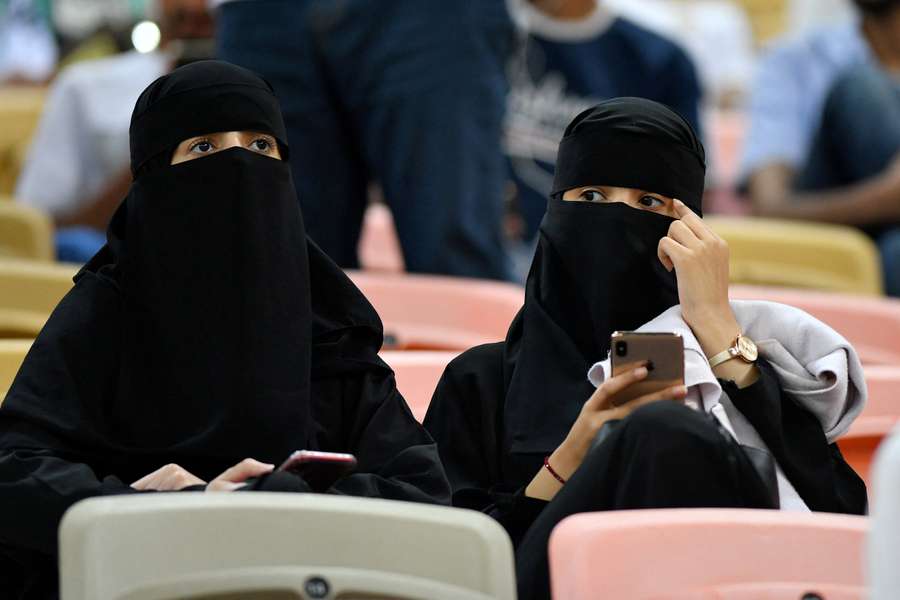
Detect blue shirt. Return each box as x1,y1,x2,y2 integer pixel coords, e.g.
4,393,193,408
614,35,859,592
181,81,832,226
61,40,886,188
506,8,702,238
739,22,873,182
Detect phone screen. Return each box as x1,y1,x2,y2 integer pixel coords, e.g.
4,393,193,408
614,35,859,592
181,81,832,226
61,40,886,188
278,451,358,492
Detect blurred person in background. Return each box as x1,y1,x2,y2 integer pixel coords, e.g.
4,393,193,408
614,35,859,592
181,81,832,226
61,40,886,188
13,0,212,263
506,0,703,252
0,0,57,84
605,0,755,108
215,0,514,280
742,0,900,295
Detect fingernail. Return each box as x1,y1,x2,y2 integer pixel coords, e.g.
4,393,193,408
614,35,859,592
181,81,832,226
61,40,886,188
634,367,648,377
676,386,687,396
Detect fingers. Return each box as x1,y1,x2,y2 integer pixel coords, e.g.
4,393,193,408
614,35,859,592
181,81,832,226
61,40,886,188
672,199,713,240
666,220,702,251
657,236,687,272
587,366,649,411
131,464,205,491
609,384,688,420
218,458,275,484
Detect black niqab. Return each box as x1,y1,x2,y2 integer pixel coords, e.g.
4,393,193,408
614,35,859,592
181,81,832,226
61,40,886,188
503,97,706,456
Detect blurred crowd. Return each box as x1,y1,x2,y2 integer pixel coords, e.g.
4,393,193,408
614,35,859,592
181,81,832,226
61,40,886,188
2,0,899,291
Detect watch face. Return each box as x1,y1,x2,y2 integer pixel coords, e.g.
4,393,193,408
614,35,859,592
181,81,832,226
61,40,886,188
737,336,758,362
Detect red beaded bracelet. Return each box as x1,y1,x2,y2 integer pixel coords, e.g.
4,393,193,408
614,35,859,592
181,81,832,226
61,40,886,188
543,456,567,485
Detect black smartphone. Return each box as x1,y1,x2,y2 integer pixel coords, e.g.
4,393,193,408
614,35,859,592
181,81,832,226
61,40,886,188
277,450,358,492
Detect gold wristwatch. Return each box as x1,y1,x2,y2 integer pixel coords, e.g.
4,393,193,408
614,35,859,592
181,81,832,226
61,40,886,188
708,333,758,368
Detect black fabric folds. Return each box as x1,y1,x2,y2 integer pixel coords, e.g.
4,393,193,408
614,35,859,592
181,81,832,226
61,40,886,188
551,97,706,211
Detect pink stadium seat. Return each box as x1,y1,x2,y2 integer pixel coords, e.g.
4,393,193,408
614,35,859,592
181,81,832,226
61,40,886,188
839,366,900,488
347,271,523,350
358,202,405,273
381,351,458,422
729,285,900,365
549,509,868,600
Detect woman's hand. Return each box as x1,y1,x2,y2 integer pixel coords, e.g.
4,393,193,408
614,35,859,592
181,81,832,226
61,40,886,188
657,200,758,387
132,464,206,491
526,366,687,500
657,199,735,333
205,458,275,492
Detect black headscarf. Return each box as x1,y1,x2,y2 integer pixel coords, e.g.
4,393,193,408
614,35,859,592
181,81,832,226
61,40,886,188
0,61,385,481
503,97,707,456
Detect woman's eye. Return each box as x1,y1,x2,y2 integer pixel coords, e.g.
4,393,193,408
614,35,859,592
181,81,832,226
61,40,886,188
251,138,273,152
190,140,214,154
579,190,605,202
639,195,665,209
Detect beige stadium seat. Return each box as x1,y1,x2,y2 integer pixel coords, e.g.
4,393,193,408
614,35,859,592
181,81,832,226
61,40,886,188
0,86,45,195
0,339,31,403
708,216,884,296
60,494,516,600
0,200,54,261
0,259,77,338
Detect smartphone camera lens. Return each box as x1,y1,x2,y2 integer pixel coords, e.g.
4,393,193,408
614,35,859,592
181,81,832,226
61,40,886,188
615,341,628,357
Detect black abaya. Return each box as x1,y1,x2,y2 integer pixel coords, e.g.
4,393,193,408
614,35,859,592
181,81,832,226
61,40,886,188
0,61,449,599
425,348,867,600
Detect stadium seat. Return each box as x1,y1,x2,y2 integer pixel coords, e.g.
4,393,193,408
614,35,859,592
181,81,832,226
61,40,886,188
869,427,900,600
709,217,884,295
0,200,54,261
837,366,900,489
549,508,868,600
60,494,516,600
730,285,900,365
0,86,45,196
0,259,76,338
0,339,31,403
380,351,457,421
347,271,523,350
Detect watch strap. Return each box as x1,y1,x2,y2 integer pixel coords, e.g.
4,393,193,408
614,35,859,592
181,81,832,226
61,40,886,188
708,346,737,369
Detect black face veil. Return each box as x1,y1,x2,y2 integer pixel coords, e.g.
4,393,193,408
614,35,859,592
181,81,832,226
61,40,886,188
0,61,383,481
503,97,707,457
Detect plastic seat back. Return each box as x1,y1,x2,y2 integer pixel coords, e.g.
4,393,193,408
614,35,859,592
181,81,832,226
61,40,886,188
730,285,900,365
347,271,522,350
380,351,457,421
60,494,516,600
0,339,32,404
0,86,45,195
710,217,883,295
549,509,867,600
0,259,76,337
0,201,54,261
839,367,900,487
869,427,900,600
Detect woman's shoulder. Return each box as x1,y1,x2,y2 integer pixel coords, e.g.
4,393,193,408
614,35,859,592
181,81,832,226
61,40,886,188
443,342,506,383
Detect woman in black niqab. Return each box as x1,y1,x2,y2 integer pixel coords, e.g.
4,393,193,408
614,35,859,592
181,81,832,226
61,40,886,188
424,98,866,600
0,60,449,599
